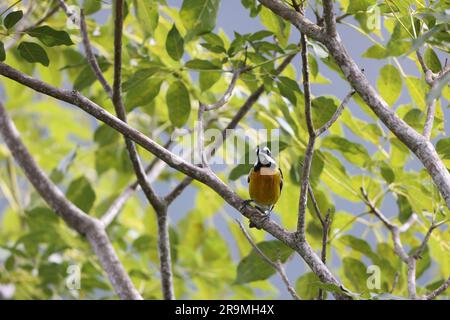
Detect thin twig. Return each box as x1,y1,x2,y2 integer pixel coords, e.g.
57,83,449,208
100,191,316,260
205,67,246,111
416,51,435,86
296,2,316,239
425,276,450,300
196,66,246,168
197,103,208,168
237,220,301,300
79,10,113,99
318,209,331,300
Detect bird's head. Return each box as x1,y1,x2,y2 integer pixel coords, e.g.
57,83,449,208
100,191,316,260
255,145,275,166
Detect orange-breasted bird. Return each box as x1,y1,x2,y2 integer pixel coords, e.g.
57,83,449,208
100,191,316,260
241,146,283,225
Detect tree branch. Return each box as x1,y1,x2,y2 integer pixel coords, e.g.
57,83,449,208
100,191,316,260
101,149,170,226
425,277,450,300
318,209,331,300
0,101,141,300
416,51,434,86
237,220,300,300
296,8,315,238
205,67,246,111
79,10,113,99
111,0,173,300
197,102,208,168
322,0,337,37
412,216,448,260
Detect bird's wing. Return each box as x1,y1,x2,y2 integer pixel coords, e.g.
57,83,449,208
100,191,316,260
279,167,283,192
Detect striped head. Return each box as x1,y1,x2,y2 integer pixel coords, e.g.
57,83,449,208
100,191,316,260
255,146,276,169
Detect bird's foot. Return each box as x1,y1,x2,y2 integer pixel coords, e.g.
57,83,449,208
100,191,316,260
239,199,255,212
249,208,271,229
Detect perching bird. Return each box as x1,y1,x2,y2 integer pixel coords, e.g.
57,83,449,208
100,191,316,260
241,146,283,227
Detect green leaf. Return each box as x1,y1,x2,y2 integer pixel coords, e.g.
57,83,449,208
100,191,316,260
4,10,23,29
0,40,5,61
94,124,120,147
339,235,376,260
436,138,450,159
362,44,387,59
66,176,96,213
380,162,395,184
83,0,102,15
423,48,442,73
199,71,221,91
322,135,370,167
135,0,159,38
27,26,74,47
74,60,110,91
166,24,184,61
229,163,253,181
17,42,49,66
180,0,220,37
166,81,191,127
122,67,161,92
377,64,402,106
201,33,225,47
249,30,274,41
405,76,426,109
342,257,367,293
235,240,294,284
347,0,376,13
259,6,290,46
125,77,163,110
427,71,450,105
311,96,339,129
185,59,221,70
295,272,320,299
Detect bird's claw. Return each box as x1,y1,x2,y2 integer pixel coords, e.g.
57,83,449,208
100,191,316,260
239,199,254,212
249,209,271,229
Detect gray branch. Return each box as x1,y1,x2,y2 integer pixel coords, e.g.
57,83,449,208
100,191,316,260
79,10,113,99
0,102,141,300
296,15,315,238
102,143,171,226
205,67,246,111
322,0,337,37
425,277,450,300
111,0,173,300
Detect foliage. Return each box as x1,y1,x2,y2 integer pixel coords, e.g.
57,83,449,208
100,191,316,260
0,0,449,300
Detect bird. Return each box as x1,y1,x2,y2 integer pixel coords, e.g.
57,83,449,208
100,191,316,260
241,146,283,227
